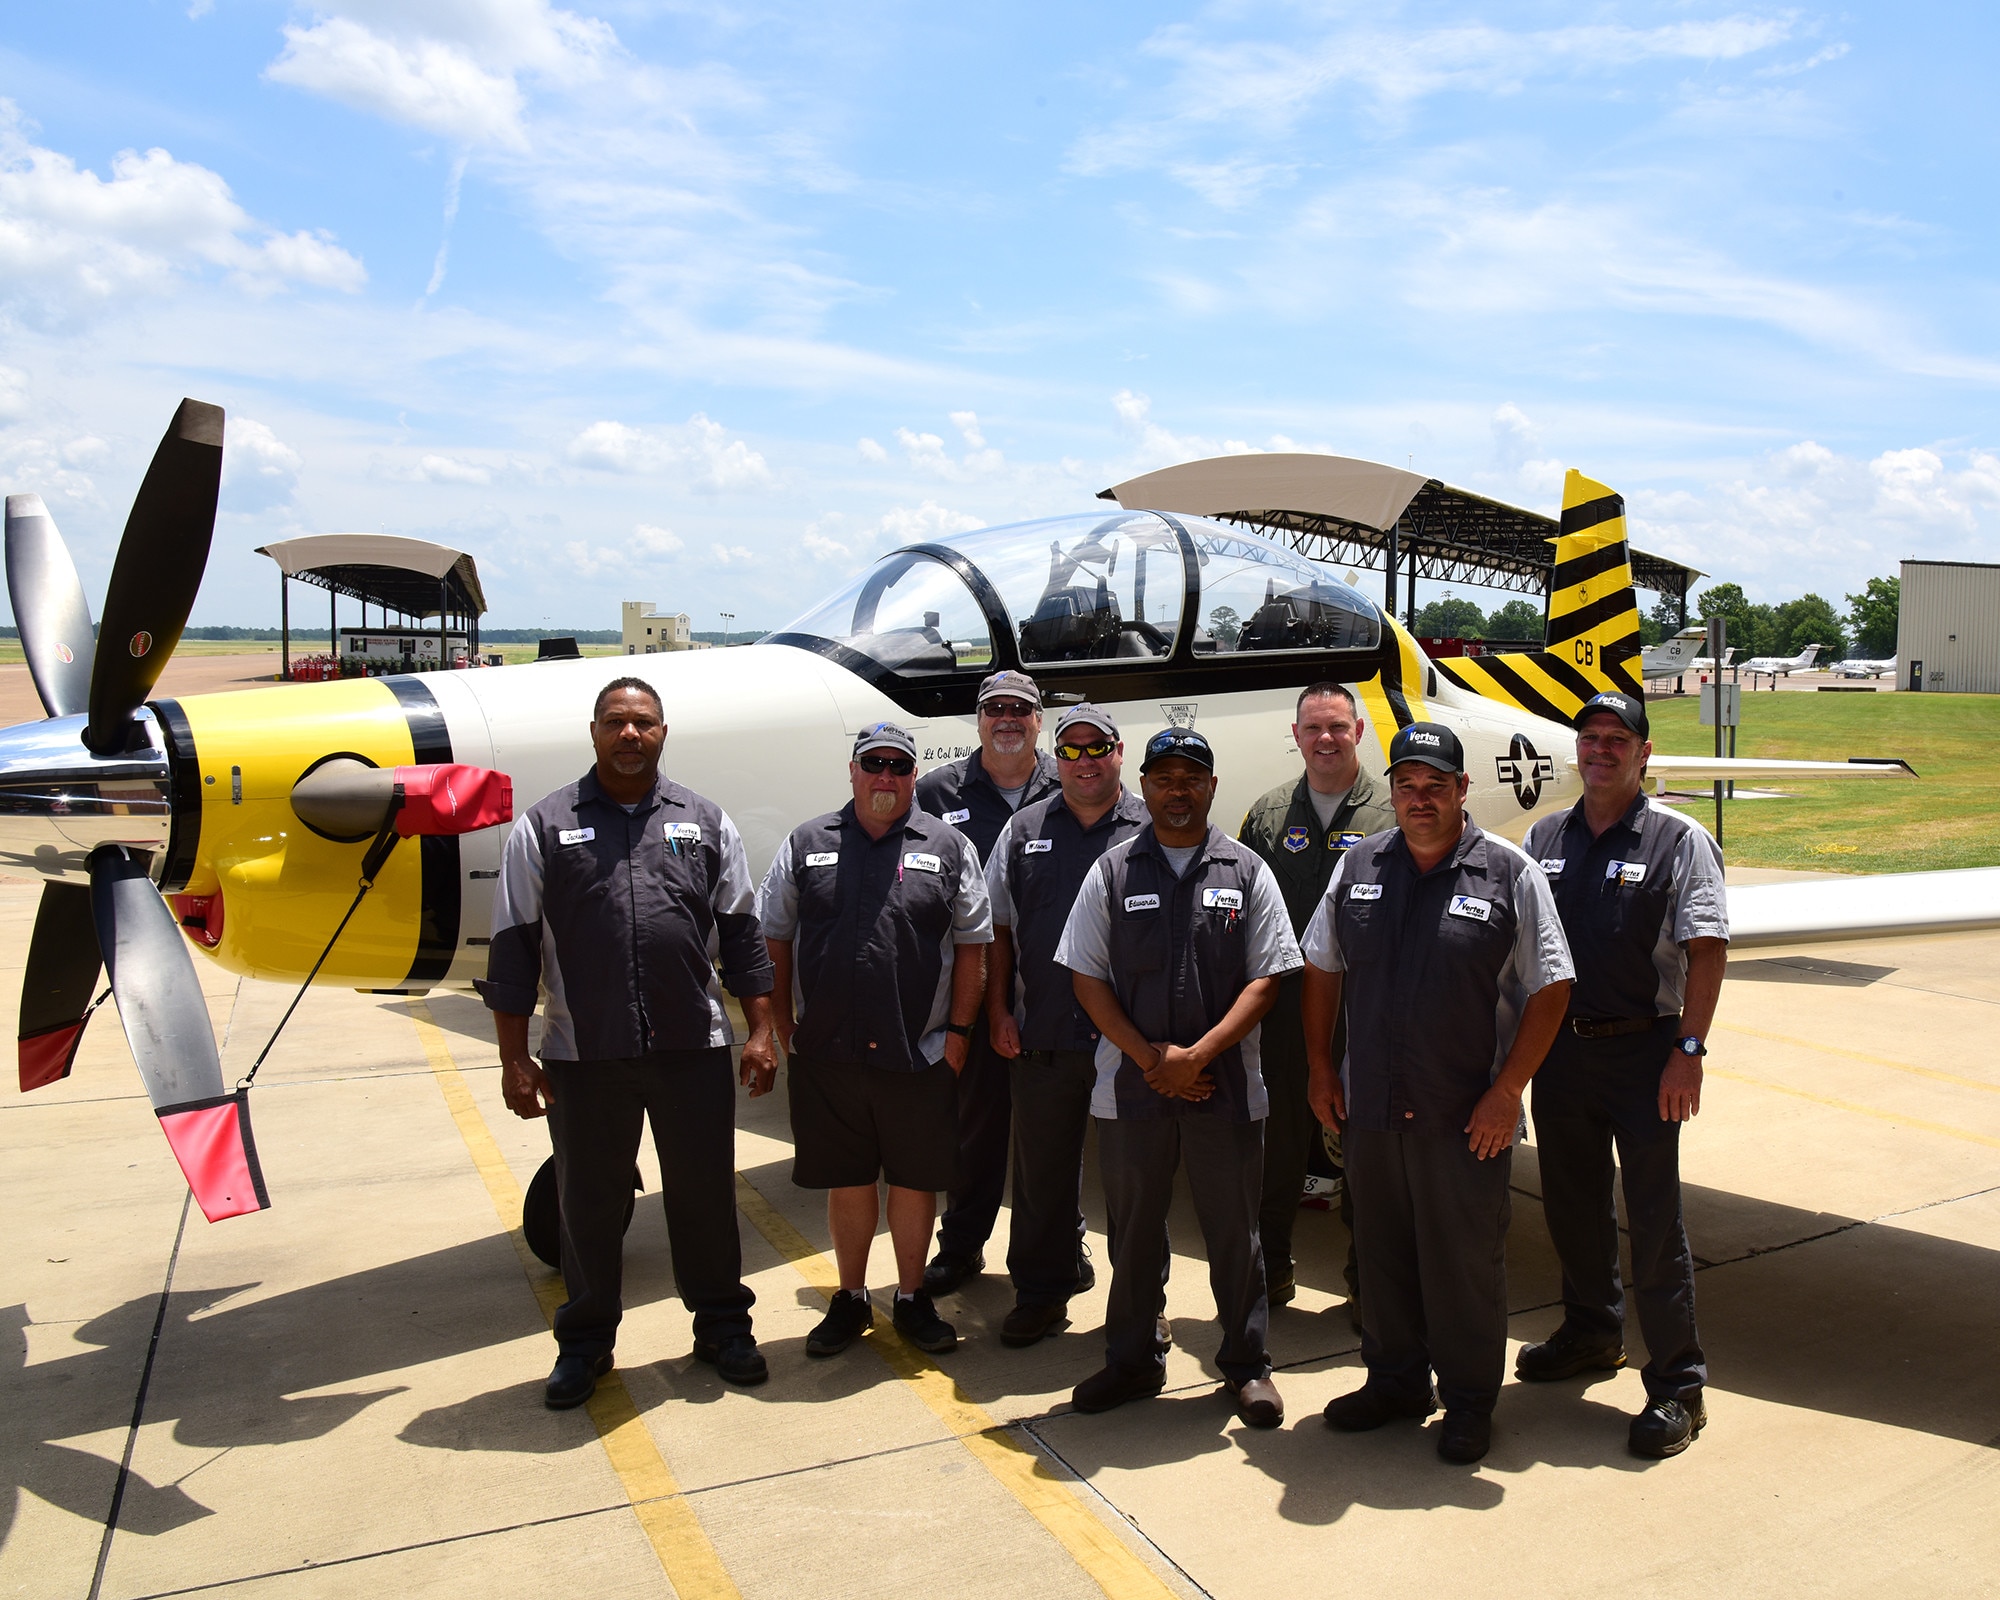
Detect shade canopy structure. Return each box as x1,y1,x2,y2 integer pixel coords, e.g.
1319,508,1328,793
254,534,487,679
1100,453,1704,626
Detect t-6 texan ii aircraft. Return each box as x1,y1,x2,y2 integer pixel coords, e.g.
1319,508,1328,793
1,408,1986,1220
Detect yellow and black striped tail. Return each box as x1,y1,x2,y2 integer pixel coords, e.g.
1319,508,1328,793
1431,470,1643,723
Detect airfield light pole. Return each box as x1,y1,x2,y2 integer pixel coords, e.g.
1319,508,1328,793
719,611,733,649
1708,616,1726,847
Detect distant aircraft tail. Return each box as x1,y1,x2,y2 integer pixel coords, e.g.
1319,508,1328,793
1431,469,1643,722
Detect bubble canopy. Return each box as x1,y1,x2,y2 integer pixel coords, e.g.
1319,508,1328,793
769,511,1388,715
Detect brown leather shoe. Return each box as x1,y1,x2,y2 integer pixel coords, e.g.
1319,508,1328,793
1227,1376,1284,1429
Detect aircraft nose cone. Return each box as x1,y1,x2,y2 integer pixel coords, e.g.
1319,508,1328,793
0,712,173,882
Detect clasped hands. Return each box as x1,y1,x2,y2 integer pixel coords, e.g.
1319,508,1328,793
1138,1041,1213,1102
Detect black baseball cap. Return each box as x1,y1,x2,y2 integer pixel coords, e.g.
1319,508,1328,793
1140,727,1215,773
1574,692,1649,739
1386,721,1465,775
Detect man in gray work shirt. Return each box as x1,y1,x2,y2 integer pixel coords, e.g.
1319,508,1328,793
1057,727,1302,1430
1514,691,1728,1460
479,677,778,1409
1303,721,1572,1465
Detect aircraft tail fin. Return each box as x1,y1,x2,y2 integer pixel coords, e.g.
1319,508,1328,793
1430,469,1644,722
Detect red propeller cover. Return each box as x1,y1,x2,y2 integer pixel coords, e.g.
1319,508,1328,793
391,764,512,837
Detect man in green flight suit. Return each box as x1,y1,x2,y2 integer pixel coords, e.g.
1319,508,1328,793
1237,681,1396,1317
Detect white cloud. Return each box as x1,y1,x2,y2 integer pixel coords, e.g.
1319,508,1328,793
220,418,303,512
265,3,617,151
857,436,887,462
949,410,985,449
0,366,30,422
632,521,683,555
0,101,364,312
892,416,1003,479
567,415,773,490
875,501,985,544
418,452,491,485
710,542,756,564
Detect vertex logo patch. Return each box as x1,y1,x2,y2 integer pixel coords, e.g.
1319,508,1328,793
1202,888,1243,910
1407,731,1441,747
1449,895,1492,921
1539,858,1566,877
1607,860,1647,885
903,853,943,874
667,823,702,842
1124,893,1162,912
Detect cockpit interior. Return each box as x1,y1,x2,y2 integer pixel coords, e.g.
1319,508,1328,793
771,510,1386,712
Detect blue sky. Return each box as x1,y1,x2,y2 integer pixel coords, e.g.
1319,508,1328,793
1,1,1995,630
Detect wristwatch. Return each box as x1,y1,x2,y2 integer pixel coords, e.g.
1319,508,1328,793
1675,1036,1706,1058
945,1021,974,1039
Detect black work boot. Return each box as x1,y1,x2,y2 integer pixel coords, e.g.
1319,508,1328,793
1515,1323,1627,1382
1629,1393,1706,1458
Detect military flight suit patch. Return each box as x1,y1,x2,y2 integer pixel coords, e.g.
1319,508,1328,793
1282,826,1310,853
1329,831,1366,852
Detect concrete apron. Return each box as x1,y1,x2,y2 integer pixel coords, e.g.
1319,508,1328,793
2,876,1998,1597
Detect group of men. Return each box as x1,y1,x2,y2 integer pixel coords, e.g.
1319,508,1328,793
478,666,1725,1467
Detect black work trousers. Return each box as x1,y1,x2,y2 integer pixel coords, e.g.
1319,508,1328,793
1006,1049,1095,1307
545,1050,754,1359
937,1021,1009,1259
1532,1031,1706,1401
1098,1115,1269,1387
1346,1127,1511,1413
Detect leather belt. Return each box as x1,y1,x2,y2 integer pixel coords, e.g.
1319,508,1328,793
1569,1016,1668,1040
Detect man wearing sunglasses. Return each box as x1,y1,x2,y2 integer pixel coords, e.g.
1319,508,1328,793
915,670,1062,1299
984,704,1148,1347
1056,727,1302,1428
1237,681,1395,1322
758,723,993,1359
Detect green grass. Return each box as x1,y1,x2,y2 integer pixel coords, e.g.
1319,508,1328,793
1647,691,2000,873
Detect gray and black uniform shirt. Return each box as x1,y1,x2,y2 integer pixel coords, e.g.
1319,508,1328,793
1302,820,1572,1138
757,802,992,1073
1055,825,1302,1122
987,788,1149,1052
1522,793,1728,1022
474,770,773,1060
915,748,1061,864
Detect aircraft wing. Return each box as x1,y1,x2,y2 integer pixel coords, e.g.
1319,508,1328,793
1641,755,1917,785
1730,869,2000,948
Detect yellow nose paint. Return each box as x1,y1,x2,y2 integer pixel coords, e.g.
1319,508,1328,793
164,677,436,988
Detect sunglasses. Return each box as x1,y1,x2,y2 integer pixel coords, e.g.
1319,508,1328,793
857,754,916,776
980,699,1037,719
1055,739,1116,761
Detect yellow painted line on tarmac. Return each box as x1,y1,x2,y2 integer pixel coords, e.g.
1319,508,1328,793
409,1005,742,1600
732,1172,1178,1600
1715,1021,2000,1098
1706,1065,2000,1152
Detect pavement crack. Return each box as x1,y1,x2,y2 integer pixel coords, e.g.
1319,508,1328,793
1019,1416,1216,1599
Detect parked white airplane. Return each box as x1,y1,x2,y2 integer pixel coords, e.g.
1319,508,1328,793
0,414,1956,1219
1742,644,1828,677
1641,625,1708,679
1834,657,1897,679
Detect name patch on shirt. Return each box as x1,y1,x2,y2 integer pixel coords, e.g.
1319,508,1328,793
1330,831,1366,852
1449,894,1492,922
1024,838,1054,854
1607,860,1647,885
804,851,839,868
1202,887,1244,910
1124,893,1162,912
1282,826,1310,853
1539,858,1566,878
942,808,972,824
557,827,595,845
1348,882,1384,901
666,822,702,842
903,852,943,873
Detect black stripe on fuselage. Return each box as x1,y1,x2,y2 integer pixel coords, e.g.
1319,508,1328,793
149,698,203,895
1464,653,1572,725
1559,494,1623,535
383,676,459,987
1550,540,1630,594
1530,649,1605,704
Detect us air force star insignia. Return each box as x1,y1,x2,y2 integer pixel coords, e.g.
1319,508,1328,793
1494,733,1557,809
1159,703,1198,729
1282,826,1310,853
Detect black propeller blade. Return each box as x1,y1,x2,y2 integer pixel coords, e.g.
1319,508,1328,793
85,398,223,755
90,845,267,1221
18,882,104,1090
4,494,95,720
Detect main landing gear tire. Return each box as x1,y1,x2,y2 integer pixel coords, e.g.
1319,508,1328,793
522,1155,642,1269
